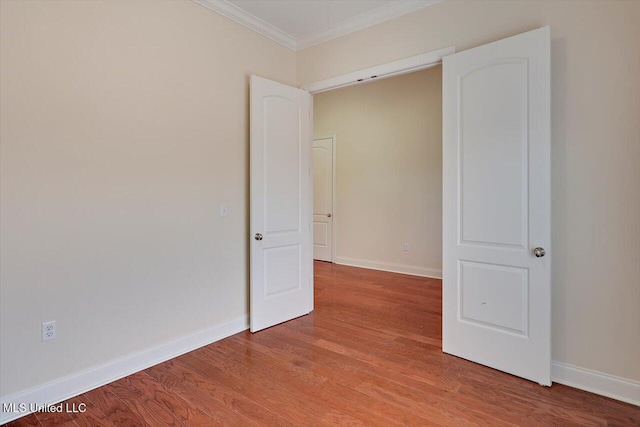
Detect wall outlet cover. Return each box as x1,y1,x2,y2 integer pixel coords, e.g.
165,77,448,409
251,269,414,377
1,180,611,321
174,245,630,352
42,321,56,341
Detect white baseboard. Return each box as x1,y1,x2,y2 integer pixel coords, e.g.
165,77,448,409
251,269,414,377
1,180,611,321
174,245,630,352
0,315,249,425
552,361,640,406
334,256,442,279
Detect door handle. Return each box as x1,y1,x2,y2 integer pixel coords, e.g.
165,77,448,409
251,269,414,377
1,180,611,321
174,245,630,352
255,233,263,241
327,213,332,218
533,247,546,257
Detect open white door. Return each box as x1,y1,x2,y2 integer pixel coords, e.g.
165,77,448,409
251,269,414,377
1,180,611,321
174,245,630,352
442,27,551,384
250,75,313,333
313,137,334,262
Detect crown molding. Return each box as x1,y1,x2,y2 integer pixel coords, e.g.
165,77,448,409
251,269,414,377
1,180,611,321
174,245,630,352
193,0,297,51
193,0,443,52
296,0,443,51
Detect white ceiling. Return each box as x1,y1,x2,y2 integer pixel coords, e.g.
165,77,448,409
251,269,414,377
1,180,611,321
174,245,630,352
194,0,441,51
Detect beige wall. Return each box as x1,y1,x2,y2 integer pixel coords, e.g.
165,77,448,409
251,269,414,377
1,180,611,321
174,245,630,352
300,0,640,381
0,0,295,397
314,68,442,276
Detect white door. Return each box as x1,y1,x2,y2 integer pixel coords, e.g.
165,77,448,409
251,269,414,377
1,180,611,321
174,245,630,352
250,75,313,333
313,137,334,262
442,27,551,384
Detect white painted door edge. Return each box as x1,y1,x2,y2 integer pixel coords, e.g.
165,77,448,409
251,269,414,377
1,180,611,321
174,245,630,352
301,46,455,94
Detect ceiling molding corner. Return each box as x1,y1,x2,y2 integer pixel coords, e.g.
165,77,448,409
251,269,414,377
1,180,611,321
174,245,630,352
295,0,444,51
193,0,297,51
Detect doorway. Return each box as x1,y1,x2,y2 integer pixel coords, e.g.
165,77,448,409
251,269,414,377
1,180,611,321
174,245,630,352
311,67,443,280
250,27,551,385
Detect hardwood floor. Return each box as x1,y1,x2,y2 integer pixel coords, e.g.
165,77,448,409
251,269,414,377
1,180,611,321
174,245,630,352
7,261,640,426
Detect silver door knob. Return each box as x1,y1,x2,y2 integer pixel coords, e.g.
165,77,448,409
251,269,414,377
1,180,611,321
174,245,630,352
255,233,263,241
533,247,546,257
327,213,332,217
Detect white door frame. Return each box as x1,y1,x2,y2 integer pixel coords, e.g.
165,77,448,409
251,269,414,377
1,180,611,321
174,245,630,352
301,46,455,94
313,135,337,262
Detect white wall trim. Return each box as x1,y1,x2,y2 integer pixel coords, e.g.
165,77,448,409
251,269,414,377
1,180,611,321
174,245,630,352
334,256,442,279
192,0,297,50
0,315,249,425
301,46,455,94
551,361,640,407
296,0,443,51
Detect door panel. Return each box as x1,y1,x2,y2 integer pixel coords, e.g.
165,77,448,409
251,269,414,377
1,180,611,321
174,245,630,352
460,60,528,248
459,260,528,336
264,97,301,234
443,27,551,384
250,75,313,333
313,137,333,262
264,245,301,297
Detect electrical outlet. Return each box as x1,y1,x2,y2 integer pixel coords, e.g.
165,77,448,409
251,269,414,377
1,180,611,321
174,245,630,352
42,321,56,341
404,243,410,252
220,204,228,217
